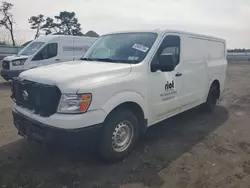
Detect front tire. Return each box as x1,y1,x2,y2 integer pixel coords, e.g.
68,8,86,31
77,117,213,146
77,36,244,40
99,109,139,162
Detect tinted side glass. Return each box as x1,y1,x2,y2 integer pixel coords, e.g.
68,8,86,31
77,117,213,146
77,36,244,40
151,35,180,70
33,43,58,61
47,43,58,58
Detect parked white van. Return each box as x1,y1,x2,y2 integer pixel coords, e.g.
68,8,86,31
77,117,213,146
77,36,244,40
1,35,97,80
11,30,227,162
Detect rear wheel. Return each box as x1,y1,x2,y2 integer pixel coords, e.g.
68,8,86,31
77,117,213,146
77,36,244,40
202,84,219,112
99,109,139,162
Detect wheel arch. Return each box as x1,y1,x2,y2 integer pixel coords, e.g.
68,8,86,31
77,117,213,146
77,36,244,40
101,92,148,134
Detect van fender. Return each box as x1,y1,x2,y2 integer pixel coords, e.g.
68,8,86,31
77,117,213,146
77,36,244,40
209,74,222,89
101,91,147,119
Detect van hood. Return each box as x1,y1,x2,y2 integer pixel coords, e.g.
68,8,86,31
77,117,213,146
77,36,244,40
4,55,29,61
19,60,131,91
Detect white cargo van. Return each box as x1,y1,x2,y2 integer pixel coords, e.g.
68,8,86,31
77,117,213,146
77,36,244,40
11,30,227,161
1,35,97,80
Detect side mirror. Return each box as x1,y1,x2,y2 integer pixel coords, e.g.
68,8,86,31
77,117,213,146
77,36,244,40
159,54,175,72
151,54,175,72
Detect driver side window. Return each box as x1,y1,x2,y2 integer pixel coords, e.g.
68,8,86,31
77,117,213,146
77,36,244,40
32,43,58,61
151,35,180,70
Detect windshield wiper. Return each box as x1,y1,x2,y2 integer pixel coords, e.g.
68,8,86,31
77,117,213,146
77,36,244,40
81,57,94,61
94,58,119,63
81,57,119,63
81,57,138,64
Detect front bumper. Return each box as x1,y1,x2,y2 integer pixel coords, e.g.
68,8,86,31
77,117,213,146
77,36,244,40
1,69,23,80
12,109,102,147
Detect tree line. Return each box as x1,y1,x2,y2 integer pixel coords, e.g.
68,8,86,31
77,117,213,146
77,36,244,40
0,1,99,46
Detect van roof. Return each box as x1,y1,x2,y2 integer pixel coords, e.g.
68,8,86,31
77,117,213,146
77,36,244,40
102,29,226,43
34,35,97,42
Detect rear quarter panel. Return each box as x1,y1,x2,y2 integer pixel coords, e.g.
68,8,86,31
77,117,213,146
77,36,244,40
206,59,227,99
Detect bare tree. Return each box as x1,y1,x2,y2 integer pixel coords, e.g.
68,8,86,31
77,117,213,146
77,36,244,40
29,14,45,39
0,1,15,46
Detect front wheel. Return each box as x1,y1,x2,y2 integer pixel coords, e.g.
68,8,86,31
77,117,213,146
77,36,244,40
99,109,139,162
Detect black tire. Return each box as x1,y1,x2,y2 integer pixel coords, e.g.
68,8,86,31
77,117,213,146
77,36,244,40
99,109,139,162
202,84,218,112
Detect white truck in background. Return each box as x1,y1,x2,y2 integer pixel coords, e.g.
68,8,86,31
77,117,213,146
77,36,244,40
11,30,227,162
1,35,97,81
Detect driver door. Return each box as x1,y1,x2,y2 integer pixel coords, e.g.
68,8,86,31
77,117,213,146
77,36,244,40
148,35,184,124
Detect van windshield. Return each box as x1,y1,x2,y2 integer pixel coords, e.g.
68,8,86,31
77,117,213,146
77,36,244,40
19,42,45,56
82,32,158,64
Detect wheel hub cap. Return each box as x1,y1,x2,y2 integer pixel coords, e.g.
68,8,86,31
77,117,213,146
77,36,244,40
112,120,133,152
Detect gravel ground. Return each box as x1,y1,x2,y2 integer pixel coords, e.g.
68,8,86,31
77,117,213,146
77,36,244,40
1,63,250,188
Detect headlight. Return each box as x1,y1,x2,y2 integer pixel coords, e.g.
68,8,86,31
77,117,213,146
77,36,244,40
57,93,92,114
12,59,27,66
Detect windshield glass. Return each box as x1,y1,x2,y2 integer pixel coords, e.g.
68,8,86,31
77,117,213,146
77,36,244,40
83,32,158,64
19,42,45,56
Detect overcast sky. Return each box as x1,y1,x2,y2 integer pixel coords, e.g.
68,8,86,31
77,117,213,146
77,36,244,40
1,0,250,48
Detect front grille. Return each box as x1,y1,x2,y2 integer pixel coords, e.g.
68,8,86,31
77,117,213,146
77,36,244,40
2,60,10,70
11,78,61,117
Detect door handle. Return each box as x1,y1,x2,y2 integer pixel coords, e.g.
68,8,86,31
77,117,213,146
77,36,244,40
55,59,60,61
175,72,182,77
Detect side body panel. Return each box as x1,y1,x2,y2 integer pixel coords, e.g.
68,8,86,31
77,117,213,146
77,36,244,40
178,34,227,113
58,37,97,62
147,32,227,127
180,35,209,107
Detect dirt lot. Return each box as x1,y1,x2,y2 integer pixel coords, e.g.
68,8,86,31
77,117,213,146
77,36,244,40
1,63,250,188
